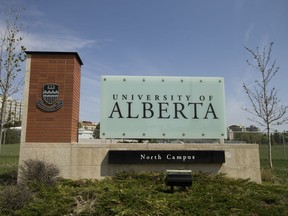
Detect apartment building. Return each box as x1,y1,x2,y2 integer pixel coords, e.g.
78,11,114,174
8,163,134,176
0,96,23,125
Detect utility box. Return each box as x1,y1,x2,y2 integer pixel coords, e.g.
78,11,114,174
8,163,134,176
165,170,192,189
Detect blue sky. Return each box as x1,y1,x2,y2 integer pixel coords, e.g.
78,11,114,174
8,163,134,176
5,0,288,131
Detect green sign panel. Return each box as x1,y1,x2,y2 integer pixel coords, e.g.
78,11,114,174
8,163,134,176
100,76,227,139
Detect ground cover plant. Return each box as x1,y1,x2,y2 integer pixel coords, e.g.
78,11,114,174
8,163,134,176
0,144,288,215
0,171,287,215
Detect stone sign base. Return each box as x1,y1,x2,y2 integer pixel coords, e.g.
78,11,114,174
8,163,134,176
18,142,261,183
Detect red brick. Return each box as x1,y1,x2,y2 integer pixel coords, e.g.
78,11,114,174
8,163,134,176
25,52,82,143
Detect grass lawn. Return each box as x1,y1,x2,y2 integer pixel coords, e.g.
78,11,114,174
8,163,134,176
0,143,20,156
259,144,288,184
259,143,288,160
0,144,20,177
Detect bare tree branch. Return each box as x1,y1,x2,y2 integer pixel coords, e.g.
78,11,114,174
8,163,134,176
243,42,288,168
0,4,26,148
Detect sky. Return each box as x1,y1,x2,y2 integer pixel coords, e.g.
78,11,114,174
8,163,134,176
2,0,288,132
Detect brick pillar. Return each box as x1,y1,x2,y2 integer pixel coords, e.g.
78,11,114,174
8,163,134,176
23,51,83,143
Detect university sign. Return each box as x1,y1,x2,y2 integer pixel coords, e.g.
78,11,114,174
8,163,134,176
19,52,262,183
100,76,227,139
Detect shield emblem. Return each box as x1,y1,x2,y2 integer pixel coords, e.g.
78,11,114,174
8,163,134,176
42,84,59,105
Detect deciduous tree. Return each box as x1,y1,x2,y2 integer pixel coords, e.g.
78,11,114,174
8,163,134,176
0,4,26,148
243,42,288,168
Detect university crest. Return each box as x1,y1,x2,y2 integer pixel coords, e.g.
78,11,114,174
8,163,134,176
36,83,64,112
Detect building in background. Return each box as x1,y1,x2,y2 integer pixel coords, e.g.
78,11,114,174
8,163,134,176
78,128,94,139
0,96,23,127
81,121,98,131
78,121,98,139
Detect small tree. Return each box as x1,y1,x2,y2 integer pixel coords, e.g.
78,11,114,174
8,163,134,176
93,123,100,139
0,5,26,149
243,42,288,168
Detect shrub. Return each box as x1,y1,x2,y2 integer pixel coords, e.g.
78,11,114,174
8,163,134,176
261,168,278,183
18,159,60,186
0,165,18,185
0,184,32,213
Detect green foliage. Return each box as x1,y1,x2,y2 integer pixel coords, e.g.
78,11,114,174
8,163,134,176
5,172,286,216
1,129,21,144
0,170,287,215
93,123,100,138
18,184,74,216
234,132,267,144
0,159,64,215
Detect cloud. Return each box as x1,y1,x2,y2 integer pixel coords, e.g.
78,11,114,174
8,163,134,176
19,13,99,52
22,32,96,51
245,23,254,44
226,96,249,126
79,75,101,121
24,5,45,18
